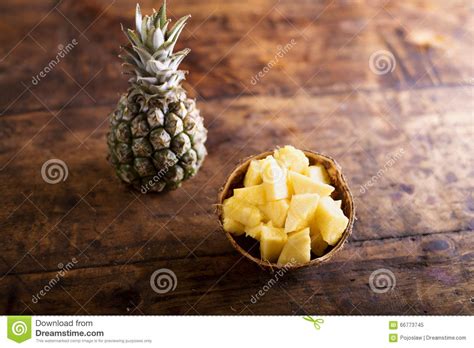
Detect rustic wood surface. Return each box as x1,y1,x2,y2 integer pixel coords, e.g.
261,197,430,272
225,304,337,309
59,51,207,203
0,0,473,315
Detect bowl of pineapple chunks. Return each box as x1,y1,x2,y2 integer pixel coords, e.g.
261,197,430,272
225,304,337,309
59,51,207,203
217,145,355,270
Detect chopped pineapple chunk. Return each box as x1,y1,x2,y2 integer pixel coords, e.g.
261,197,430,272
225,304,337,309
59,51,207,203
277,228,311,266
245,223,264,241
309,228,328,256
223,196,262,227
259,199,290,228
273,145,309,174
312,196,348,245
222,146,350,265
288,171,334,196
305,165,330,184
233,184,266,205
286,173,295,196
284,193,320,233
223,218,245,236
260,225,288,262
261,157,289,201
243,159,264,187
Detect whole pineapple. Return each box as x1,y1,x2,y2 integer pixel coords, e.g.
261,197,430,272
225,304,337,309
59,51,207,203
107,2,207,193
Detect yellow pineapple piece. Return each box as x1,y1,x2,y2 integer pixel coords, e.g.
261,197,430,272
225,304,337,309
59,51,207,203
309,226,328,256
233,184,266,205
273,145,309,174
284,193,320,233
312,196,349,245
277,228,311,266
334,200,342,208
288,170,334,196
222,196,262,227
286,174,295,196
305,165,330,184
261,156,289,201
259,199,290,228
308,197,337,255
243,159,264,187
260,225,288,262
245,223,264,241
223,218,245,236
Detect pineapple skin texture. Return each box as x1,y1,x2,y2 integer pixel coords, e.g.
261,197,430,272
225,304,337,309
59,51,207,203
107,95,207,192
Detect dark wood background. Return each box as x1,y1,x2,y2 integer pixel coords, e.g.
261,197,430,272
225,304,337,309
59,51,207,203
0,0,472,315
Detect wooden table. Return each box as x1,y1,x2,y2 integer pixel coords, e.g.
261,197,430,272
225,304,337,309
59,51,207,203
0,0,472,315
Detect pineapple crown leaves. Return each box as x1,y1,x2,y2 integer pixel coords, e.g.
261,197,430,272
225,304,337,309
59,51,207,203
119,2,191,99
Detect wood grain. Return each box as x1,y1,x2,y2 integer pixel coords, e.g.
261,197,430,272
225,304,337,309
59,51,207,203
0,0,472,114
0,230,471,314
0,0,472,315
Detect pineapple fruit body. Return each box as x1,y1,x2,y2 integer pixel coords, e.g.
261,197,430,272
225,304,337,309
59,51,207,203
107,3,207,193
108,96,207,192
